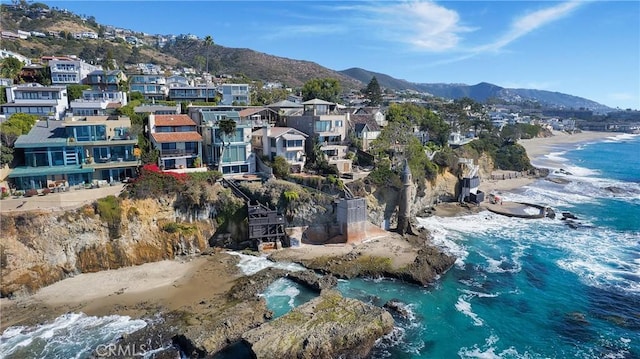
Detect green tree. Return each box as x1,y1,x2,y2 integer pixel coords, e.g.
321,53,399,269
364,76,382,106
193,55,205,73
386,103,451,146
0,113,38,166
302,78,341,102
272,155,290,179
102,49,115,70
66,84,91,102
0,57,24,82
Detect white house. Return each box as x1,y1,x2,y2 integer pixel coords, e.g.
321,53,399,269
1,84,68,120
251,126,308,172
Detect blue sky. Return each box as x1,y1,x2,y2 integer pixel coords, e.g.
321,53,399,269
41,1,639,109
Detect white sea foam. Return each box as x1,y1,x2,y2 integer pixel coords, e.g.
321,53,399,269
455,295,484,326
0,313,147,358
228,252,306,275
458,334,528,359
261,277,301,309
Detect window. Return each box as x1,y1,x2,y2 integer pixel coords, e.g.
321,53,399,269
335,120,343,127
162,143,177,150
315,121,331,132
222,145,246,163
286,140,303,147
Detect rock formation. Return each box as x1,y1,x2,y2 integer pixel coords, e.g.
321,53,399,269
242,290,394,359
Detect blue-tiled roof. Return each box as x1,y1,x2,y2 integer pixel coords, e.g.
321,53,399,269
14,121,68,148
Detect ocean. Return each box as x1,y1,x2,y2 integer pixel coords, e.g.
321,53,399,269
1,134,638,358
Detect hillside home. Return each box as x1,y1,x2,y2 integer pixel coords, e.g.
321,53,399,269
1,84,68,120
193,109,255,175
49,58,100,85
129,73,168,101
148,114,203,171
8,116,139,190
286,99,351,173
166,75,191,88
85,70,127,92
251,126,307,172
219,84,250,105
70,89,127,116
168,85,218,102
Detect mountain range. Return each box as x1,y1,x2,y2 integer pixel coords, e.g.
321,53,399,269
0,3,612,112
339,68,611,112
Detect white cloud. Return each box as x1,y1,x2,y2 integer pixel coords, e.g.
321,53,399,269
342,1,473,52
476,1,583,52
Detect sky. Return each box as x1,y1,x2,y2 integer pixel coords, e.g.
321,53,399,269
38,1,640,110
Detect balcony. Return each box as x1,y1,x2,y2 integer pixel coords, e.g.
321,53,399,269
160,149,198,158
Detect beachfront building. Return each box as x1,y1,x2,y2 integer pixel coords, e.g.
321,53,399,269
219,84,250,105
148,114,203,171
49,58,100,85
286,98,351,173
192,109,255,175
1,84,68,120
8,116,139,190
251,126,308,172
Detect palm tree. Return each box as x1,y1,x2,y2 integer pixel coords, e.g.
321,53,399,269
204,35,214,75
204,35,214,102
216,118,236,172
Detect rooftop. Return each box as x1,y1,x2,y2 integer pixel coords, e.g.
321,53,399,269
151,132,203,143
153,114,197,127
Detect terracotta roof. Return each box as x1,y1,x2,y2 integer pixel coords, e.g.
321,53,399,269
151,132,203,143
106,102,122,109
154,114,197,127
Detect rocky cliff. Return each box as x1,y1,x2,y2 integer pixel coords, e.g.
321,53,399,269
0,197,215,297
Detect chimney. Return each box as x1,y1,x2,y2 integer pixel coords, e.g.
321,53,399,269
262,124,271,158
148,113,155,133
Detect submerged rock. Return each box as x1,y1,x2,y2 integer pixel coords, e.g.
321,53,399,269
383,299,411,319
242,290,394,359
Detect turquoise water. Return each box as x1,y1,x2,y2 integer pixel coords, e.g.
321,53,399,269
2,134,638,358
341,133,639,358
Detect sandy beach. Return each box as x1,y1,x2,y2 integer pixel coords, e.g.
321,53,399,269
0,252,241,331
519,130,613,167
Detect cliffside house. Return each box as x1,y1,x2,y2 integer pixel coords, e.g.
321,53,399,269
1,84,68,120
191,109,255,176
148,114,204,172
286,98,351,173
349,114,381,151
8,116,139,190
251,126,308,172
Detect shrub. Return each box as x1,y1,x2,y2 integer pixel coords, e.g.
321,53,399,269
161,222,197,235
95,195,122,239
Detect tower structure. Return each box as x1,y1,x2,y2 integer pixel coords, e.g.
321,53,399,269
397,159,414,235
